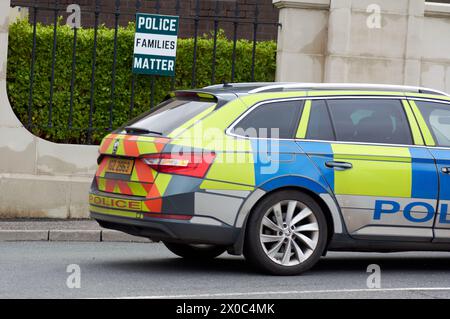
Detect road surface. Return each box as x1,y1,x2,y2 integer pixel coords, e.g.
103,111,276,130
1,242,450,299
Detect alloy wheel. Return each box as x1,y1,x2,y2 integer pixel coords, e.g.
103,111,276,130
259,200,319,266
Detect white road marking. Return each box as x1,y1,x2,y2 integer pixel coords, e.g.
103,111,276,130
112,287,450,299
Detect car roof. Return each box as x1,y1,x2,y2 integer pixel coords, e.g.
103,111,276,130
173,82,450,106
204,82,449,96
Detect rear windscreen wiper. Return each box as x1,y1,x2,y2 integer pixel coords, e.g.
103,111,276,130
124,126,163,135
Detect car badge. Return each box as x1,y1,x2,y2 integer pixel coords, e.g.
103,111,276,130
112,140,120,154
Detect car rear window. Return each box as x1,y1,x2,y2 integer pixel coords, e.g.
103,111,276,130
231,101,304,139
121,98,216,136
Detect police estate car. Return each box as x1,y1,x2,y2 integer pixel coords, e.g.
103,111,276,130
89,83,450,275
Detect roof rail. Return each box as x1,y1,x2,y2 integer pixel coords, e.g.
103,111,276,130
247,83,450,97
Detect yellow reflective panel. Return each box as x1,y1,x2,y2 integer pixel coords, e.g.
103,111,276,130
333,144,411,161
206,152,255,186
128,182,149,197
402,100,424,146
296,100,311,139
170,98,252,151
408,100,436,146
136,136,159,142
137,141,157,154
332,144,412,198
154,173,172,197
196,92,216,99
97,177,106,190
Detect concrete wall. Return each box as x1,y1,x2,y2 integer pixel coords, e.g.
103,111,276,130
274,0,450,93
1,0,97,218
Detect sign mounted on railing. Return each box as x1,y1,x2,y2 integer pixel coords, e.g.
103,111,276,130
133,13,179,76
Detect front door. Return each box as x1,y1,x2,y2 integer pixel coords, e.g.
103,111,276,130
411,99,450,242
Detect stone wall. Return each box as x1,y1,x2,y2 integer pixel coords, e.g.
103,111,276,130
274,0,450,93
1,0,98,218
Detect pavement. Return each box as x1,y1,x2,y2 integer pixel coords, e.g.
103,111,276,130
0,219,150,242
0,241,450,299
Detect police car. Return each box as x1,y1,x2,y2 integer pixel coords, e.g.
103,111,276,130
89,83,450,275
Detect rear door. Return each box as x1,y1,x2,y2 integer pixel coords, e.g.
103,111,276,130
296,97,439,241
410,99,450,242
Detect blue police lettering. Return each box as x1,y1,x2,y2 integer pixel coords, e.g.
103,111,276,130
374,200,450,224
440,204,450,224
403,202,434,223
374,200,400,220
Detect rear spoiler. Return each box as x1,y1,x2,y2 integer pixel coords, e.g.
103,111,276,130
164,90,237,108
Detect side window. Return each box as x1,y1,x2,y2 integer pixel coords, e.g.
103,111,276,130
232,101,303,139
327,99,413,145
415,100,450,147
306,100,335,141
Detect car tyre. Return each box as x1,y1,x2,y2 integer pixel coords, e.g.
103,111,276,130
243,190,328,275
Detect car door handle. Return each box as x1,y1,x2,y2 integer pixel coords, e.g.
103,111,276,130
325,161,353,171
442,167,450,174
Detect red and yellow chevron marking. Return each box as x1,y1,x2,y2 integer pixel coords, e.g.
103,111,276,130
95,134,175,214
130,158,156,183
95,157,109,177
143,199,162,212
95,168,172,214
146,173,172,199
96,177,153,197
99,134,169,157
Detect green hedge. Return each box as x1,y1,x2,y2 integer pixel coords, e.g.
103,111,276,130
7,20,277,144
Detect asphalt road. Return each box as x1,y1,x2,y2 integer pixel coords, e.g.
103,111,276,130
1,242,450,299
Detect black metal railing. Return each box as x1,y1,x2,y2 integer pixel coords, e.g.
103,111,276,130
8,0,281,144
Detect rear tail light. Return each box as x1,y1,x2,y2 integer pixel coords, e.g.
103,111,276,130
142,153,215,178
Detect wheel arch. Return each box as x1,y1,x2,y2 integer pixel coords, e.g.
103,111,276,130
229,183,345,256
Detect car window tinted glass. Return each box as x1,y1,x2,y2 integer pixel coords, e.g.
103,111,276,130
327,99,413,145
415,100,450,147
232,101,303,139
123,98,215,136
306,100,335,141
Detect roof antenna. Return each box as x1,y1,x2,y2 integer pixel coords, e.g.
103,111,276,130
223,81,232,88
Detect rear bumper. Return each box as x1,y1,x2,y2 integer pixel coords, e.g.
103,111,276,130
91,211,240,245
